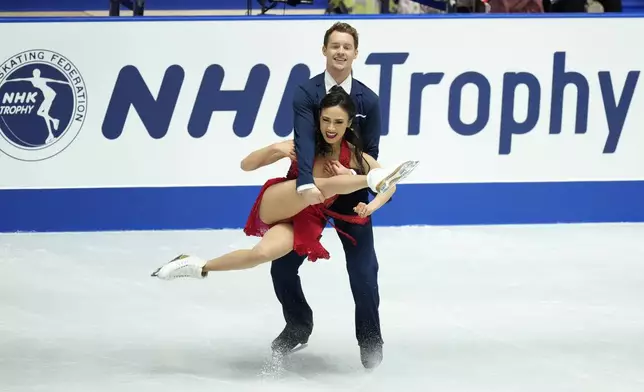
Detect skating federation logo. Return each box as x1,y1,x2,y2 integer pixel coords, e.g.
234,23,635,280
0,49,87,161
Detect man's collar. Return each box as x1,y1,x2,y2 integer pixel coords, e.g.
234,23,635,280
324,70,352,94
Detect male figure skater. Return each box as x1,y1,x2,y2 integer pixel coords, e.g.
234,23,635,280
270,22,385,369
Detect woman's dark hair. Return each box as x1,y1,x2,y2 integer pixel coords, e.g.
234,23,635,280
315,85,370,175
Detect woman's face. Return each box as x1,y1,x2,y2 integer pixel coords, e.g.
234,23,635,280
319,105,351,145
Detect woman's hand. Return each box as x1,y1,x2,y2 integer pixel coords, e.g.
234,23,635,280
353,201,380,218
324,160,353,176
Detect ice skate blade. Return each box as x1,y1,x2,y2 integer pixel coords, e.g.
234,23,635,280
377,160,419,193
288,343,308,354
272,342,308,358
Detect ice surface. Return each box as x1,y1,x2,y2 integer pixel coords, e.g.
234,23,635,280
1,223,644,392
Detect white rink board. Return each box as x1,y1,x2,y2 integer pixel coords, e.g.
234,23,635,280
0,17,642,189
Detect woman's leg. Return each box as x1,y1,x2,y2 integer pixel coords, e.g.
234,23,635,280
259,175,370,225
315,175,369,199
203,223,294,272
151,223,295,280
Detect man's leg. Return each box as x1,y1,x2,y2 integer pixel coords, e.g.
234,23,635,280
270,250,312,354
333,217,384,368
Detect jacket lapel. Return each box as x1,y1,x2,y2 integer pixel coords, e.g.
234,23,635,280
314,73,326,106
350,78,363,103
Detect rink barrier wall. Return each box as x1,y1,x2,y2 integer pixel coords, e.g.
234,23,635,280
1,14,644,232
2,181,644,233
4,13,644,21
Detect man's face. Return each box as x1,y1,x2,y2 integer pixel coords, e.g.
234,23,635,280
323,31,358,73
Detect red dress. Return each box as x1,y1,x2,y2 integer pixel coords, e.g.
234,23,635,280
243,139,370,261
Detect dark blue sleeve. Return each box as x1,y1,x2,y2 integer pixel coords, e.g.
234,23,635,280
292,86,317,189
362,95,382,160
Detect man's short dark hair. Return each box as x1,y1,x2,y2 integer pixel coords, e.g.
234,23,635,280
323,22,359,49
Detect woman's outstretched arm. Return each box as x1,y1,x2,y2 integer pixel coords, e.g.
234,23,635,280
354,152,396,216
325,152,399,218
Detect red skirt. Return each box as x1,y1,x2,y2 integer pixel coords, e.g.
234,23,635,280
243,177,369,261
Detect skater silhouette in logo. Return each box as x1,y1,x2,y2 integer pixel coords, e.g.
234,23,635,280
4,68,70,145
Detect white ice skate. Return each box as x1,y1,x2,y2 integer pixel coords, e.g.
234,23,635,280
366,160,420,194
151,254,207,280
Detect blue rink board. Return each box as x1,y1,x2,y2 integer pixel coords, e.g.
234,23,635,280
1,181,644,233
2,13,644,23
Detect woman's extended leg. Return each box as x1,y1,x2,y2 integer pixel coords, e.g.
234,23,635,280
259,160,419,224
258,174,371,225
315,175,371,199
203,223,294,272
151,223,294,279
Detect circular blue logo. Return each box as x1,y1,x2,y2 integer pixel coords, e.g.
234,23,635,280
0,50,87,161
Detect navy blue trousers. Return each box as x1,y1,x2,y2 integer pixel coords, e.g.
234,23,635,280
270,188,383,347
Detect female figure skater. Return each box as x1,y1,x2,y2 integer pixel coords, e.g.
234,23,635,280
152,86,418,280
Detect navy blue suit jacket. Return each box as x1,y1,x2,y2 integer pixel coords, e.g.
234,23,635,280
292,72,382,201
